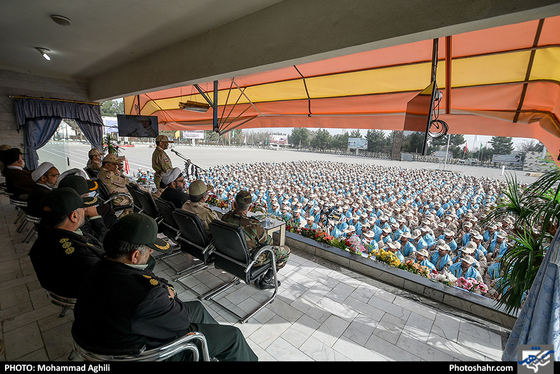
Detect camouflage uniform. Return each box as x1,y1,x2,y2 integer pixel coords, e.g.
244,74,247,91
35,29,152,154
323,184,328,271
97,167,132,207
221,210,290,270
181,200,218,237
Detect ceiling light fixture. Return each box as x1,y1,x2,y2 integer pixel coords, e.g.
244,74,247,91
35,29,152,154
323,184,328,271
179,100,210,112
35,47,51,60
50,14,72,26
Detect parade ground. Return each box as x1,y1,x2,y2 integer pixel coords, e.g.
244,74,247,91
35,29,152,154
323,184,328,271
37,142,539,185
0,141,522,363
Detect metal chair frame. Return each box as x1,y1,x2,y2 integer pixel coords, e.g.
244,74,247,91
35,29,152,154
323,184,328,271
202,220,278,324
72,331,214,362
46,290,77,318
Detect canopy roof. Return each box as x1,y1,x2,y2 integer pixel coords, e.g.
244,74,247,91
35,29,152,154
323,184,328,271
124,15,560,152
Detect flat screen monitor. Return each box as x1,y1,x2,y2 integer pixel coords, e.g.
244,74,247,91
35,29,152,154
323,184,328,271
117,114,159,138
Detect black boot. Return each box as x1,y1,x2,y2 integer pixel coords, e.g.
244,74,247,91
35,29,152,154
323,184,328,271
258,269,280,289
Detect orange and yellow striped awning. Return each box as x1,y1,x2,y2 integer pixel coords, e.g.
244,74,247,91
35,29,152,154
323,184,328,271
125,15,560,153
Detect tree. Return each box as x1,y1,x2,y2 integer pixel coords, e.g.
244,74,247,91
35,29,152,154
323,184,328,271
331,132,349,151
100,100,124,116
366,130,390,153
311,129,331,150
290,128,310,148
349,129,362,138
401,132,425,153
489,136,514,155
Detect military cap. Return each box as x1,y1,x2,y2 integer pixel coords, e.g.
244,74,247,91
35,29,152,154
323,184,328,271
58,175,99,195
155,135,173,143
102,153,122,164
42,187,97,217
235,190,253,206
88,148,102,156
188,180,210,196
107,213,171,253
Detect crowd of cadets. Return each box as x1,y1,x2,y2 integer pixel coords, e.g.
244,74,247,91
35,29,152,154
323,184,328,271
200,160,516,299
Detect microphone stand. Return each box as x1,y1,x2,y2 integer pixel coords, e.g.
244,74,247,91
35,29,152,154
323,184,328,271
170,149,206,171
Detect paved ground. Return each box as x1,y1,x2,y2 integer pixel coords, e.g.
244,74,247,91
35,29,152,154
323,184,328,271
0,144,516,362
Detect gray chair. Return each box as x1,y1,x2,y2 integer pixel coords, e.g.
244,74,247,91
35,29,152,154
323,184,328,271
72,331,214,361
202,219,278,324
22,214,41,243
170,209,219,292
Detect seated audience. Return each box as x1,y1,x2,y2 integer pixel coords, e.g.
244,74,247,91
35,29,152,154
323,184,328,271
58,175,111,241
72,213,257,362
85,148,103,176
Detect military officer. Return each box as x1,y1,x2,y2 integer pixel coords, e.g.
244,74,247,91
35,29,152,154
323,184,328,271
97,153,133,212
221,190,290,289
29,187,104,298
152,134,173,189
86,148,103,175
72,213,257,362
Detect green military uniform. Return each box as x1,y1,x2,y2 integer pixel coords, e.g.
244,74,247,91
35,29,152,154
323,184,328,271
221,210,290,270
152,135,173,189
97,167,132,206
181,200,218,237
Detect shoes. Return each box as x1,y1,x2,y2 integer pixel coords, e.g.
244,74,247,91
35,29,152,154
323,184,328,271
257,275,280,289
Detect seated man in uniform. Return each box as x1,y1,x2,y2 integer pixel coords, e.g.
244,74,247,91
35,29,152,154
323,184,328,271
85,148,103,176
181,179,218,236
26,162,60,217
58,174,112,241
97,153,133,213
29,187,104,298
0,147,35,196
160,167,189,208
72,213,257,362
221,190,290,289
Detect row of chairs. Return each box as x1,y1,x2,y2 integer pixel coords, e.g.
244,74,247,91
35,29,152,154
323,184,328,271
124,183,279,324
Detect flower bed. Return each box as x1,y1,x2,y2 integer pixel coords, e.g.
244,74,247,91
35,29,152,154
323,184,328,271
293,226,492,298
282,228,517,328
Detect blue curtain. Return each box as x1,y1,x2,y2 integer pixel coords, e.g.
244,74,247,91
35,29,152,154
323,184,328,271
13,97,104,169
23,117,63,169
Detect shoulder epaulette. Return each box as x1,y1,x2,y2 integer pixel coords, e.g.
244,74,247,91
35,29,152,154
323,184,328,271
137,274,160,288
60,238,75,255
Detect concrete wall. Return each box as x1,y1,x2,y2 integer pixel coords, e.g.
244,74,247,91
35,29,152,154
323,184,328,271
0,69,89,151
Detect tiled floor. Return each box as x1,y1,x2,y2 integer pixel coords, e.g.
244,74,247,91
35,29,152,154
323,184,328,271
0,192,511,362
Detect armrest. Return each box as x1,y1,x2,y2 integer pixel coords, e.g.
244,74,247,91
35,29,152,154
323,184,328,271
246,245,276,274
153,332,212,361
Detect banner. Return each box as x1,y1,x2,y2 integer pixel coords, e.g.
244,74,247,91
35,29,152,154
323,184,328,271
492,154,522,164
348,137,368,150
182,130,205,139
